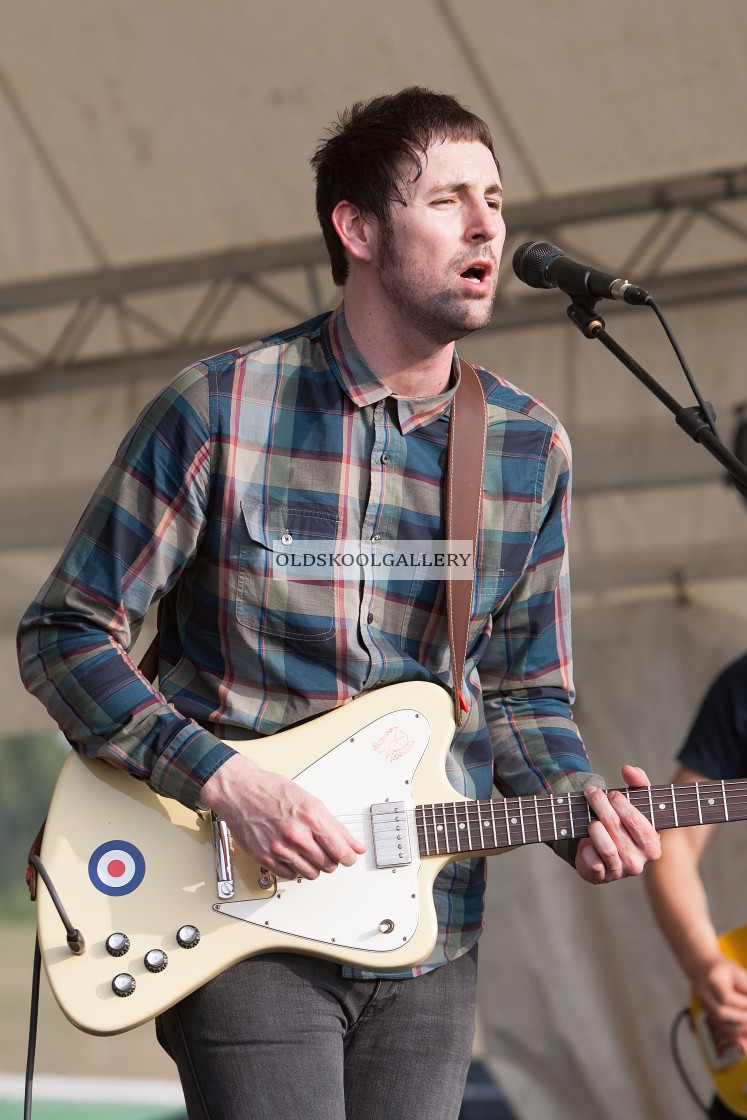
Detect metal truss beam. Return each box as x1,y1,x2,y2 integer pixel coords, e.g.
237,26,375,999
1,164,746,398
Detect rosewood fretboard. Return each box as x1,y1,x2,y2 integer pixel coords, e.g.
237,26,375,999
414,780,747,858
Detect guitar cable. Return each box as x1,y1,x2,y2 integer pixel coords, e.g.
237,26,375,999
24,854,87,1120
670,1006,711,1115
24,934,42,1120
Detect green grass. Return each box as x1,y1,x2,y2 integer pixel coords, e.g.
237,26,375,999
0,1104,185,1120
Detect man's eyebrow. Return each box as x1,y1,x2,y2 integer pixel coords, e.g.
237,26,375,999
426,180,504,198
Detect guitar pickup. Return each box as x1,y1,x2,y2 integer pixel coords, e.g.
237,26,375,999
371,802,412,868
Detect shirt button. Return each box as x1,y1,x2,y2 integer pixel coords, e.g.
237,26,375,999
281,532,293,545
371,533,380,541
367,613,374,624
380,452,389,464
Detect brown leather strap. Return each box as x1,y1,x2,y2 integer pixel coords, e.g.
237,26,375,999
445,360,488,726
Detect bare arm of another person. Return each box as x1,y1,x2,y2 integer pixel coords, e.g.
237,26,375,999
645,764,747,1046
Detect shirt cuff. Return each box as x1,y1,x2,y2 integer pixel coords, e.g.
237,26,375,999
149,724,237,809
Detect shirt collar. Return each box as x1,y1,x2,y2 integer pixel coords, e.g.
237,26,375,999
323,305,460,434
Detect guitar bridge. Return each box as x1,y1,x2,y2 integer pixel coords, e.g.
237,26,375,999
196,807,234,899
371,802,412,868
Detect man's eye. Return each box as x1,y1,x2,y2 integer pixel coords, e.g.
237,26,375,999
487,199,502,210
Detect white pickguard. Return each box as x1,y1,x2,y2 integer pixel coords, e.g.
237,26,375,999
215,707,429,954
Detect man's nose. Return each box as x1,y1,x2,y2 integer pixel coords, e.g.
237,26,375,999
467,199,504,242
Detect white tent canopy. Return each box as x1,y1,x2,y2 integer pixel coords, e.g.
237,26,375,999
2,4,747,1118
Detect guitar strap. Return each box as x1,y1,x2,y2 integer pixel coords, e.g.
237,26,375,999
446,361,488,726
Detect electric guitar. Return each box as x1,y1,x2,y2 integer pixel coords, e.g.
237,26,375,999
691,924,747,1118
35,680,747,1036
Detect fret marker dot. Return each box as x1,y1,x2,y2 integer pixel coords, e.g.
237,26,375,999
437,825,443,832
707,798,715,805
561,828,567,836
459,823,465,829
557,797,564,804
511,817,518,825
658,803,666,810
481,820,491,828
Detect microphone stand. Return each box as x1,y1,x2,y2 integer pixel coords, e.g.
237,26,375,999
566,298,747,491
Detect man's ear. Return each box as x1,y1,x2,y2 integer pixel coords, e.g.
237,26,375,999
331,201,377,265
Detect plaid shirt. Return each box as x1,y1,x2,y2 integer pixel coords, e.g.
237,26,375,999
18,306,593,974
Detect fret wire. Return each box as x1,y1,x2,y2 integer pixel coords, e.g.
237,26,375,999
722,780,729,821
465,798,474,850
439,802,448,852
695,782,703,824
549,793,558,840
452,801,462,852
518,797,526,844
504,798,511,846
671,783,679,827
416,807,427,856
534,795,541,843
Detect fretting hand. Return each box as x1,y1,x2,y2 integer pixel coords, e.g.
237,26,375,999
575,764,661,884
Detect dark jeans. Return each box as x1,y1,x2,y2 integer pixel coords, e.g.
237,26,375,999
157,946,478,1120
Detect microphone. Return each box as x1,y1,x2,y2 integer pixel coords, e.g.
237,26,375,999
512,241,650,305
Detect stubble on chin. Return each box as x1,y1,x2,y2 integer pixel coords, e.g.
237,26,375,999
377,225,497,344
398,287,496,345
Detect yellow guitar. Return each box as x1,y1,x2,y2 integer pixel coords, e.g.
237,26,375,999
691,924,747,1118
35,680,747,1036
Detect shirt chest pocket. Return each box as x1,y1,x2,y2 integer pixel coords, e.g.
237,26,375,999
236,503,340,642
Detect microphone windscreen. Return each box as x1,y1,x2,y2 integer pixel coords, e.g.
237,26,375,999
512,241,562,289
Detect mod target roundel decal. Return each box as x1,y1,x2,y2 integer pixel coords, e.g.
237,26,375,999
88,840,146,896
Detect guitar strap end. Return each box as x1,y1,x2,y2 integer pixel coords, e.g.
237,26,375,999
26,818,46,902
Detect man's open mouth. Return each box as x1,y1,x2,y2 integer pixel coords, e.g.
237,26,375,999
459,262,492,286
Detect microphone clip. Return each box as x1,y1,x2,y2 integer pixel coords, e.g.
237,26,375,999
566,297,606,338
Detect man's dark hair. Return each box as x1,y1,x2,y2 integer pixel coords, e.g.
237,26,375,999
311,87,499,286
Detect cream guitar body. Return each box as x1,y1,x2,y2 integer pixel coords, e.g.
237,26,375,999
36,680,747,1037
37,682,464,1036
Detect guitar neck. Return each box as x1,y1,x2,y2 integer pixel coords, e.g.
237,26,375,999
415,779,747,858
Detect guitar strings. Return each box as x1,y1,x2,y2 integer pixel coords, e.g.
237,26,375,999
331,781,747,847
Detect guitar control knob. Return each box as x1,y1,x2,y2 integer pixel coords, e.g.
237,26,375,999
176,925,201,949
378,919,395,934
105,932,130,957
112,973,136,997
144,949,168,973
